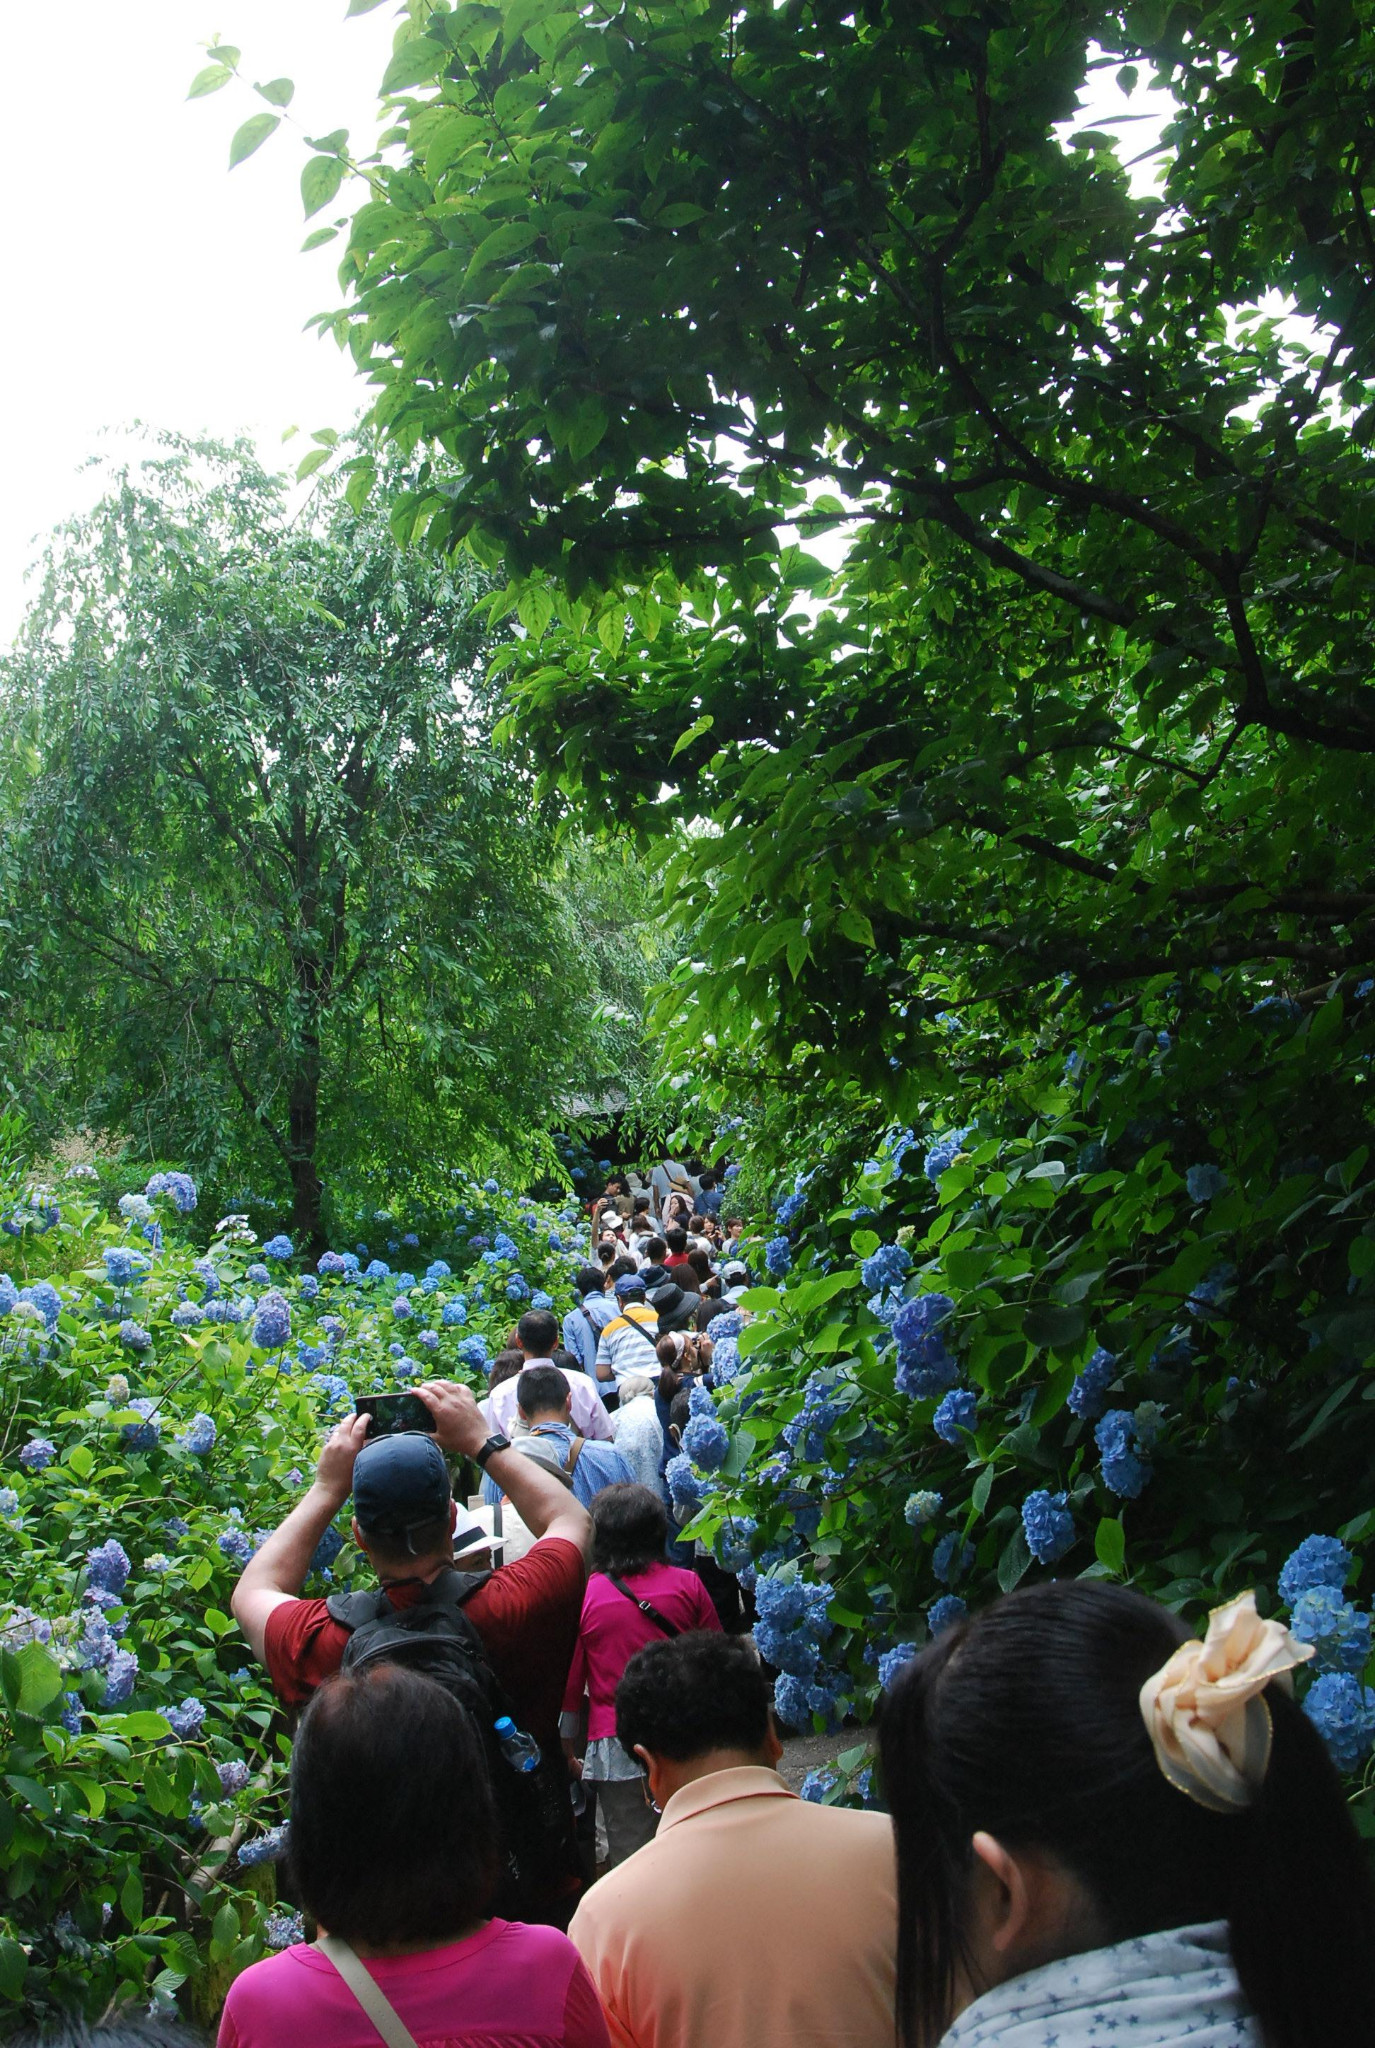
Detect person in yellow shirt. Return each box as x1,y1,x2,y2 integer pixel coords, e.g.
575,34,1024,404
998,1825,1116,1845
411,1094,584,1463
568,1634,896,2048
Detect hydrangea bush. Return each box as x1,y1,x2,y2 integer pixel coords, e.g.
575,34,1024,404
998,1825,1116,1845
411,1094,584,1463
0,1158,584,2024
680,988,1375,1823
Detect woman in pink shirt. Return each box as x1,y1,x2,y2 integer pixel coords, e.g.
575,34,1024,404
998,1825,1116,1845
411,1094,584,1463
219,1665,608,2048
561,1484,721,1867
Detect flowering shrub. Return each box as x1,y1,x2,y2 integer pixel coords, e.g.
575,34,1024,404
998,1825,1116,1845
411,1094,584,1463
0,1158,584,2022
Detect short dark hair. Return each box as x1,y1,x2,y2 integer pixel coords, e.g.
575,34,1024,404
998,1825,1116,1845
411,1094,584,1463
617,1634,770,1760
575,1264,606,1298
632,1192,651,1212
592,1483,669,1577
610,1255,636,1280
516,1307,558,1356
516,1363,571,1417
880,1579,1375,2048
488,1347,524,1390
551,1346,581,1374
644,1237,667,1264
289,1666,497,1945
699,1172,717,1190
665,1227,687,1255
362,1516,452,1570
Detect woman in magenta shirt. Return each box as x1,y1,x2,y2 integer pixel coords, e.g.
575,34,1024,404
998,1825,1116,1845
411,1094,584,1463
219,1665,608,2048
561,1484,721,1867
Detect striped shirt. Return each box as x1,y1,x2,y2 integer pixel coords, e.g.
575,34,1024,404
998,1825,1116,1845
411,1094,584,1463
595,1303,662,1383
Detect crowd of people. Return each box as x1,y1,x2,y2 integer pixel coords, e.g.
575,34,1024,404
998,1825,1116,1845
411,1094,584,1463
102,1159,1375,2046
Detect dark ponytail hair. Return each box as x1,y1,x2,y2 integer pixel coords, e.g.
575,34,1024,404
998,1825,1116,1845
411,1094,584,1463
879,1580,1375,2048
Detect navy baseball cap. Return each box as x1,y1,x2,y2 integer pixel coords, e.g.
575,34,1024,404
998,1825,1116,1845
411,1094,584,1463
353,1433,451,1538
614,1272,647,1299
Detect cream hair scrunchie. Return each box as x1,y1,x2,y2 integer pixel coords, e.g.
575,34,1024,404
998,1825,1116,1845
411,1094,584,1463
1139,1590,1314,1812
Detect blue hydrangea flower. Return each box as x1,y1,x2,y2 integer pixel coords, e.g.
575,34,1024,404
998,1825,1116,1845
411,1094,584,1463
102,1648,138,1708
103,1248,147,1287
505,1275,530,1302
682,1413,730,1472
1290,1587,1372,1673
118,1320,152,1351
932,1532,974,1585
263,1235,293,1261
1022,1489,1075,1565
265,1909,305,1950
1068,1347,1116,1421
800,1767,839,1803
86,1539,131,1595
1185,1163,1226,1203
177,1413,216,1456
455,1336,488,1370
878,1642,917,1689
119,1193,153,1224
713,1516,756,1573
893,1294,960,1399
531,1290,554,1312
904,1490,942,1528
166,1697,206,1740
1303,1671,1375,1772
170,1302,202,1328
20,1280,62,1329
245,1263,270,1286
416,1329,439,1353
441,1299,469,1326
861,1243,912,1294
364,1259,391,1281
932,1387,977,1444
1095,1410,1152,1498
764,1236,792,1278
251,1291,291,1349
711,1335,742,1384
1279,1534,1352,1607
666,1454,708,1511
775,1191,806,1230
781,1373,843,1462
924,1126,973,1183
193,1257,221,1297
317,1251,347,1277
426,1260,451,1281
121,1398,161,1451
237,1824,289,1868
309,1373,352,1409
0,1489,18,1517
927,1594,968,1636
772,1673,813,1723
0,1274,16,1317
298,1274,319,1301
393,1356,419,1380
61,1693,83,1735
492,1233,519,1261
217,1528,254,1567
146,1171,197,1213
310,1526,344,1576
216,1758,251,1794
392,1295,413,1320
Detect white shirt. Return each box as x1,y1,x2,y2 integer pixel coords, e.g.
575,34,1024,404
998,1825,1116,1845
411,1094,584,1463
482,1362,613,1442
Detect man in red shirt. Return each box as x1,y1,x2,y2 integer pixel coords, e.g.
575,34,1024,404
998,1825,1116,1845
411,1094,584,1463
229,1379,591,1752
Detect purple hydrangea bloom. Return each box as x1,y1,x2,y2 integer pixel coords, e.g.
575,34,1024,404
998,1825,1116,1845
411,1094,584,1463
927,1594,968,1636
86,1539,131,1596
217,1528,254,1567
177,1413,216,1456
263,1235,293,1261
19,1437,56,1471
165,1697,206,1740
117,1320,152,1351
893,1293,960,1399
237,1824,289,1867
102,1648,139,1707
932,1532,974,1585
861,1243,912,1294
121,1398,161,1451
317,1251,346,1277
216,1758,251,1793
1185,1163,1226,1203
251,1291,291,1349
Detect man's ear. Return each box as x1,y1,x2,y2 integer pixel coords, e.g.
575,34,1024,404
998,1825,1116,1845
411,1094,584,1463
633,1743,666,1806
970,1830,1034,1956
448,1499,459,1534
350,1515,365,1551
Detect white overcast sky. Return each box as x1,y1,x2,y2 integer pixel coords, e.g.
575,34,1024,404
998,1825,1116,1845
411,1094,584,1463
0,1,398,645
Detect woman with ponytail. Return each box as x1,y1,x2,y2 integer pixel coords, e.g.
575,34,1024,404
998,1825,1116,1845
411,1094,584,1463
880,1580,1375,2048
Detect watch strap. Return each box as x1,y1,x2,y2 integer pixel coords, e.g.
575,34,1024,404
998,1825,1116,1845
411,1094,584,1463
475,1433,510,1470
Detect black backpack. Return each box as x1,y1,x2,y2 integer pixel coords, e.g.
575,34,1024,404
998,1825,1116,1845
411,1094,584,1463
325,1570,579,1923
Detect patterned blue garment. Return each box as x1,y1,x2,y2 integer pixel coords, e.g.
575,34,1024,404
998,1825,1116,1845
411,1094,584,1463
942,1924,1257,2048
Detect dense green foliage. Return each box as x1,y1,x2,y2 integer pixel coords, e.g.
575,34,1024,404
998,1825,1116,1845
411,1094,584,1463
0,441,625,1242
0,1149,582,2028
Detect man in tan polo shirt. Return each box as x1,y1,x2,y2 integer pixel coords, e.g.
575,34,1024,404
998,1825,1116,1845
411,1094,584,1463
568,1633,896,2048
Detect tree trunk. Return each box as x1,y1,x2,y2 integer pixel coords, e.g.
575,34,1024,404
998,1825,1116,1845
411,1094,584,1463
287,1045,325,1253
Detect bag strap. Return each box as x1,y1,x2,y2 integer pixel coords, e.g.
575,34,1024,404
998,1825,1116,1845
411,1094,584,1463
315,1935,419,2048
618,1307,662,1356
565,1435,585,1477
606,1574,682,1637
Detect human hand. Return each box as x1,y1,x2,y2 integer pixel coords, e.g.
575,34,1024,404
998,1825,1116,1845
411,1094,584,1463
316,1411,371,1504
416,1379,488,1458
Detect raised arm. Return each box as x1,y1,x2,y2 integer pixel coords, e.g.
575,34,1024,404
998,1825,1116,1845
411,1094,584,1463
418,1380,593,1561
230,1412,370,1665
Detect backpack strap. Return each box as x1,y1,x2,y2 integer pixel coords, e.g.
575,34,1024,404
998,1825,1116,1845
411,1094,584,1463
565,1436,585,1477
605,1574,682,1637
325,1568,492,1633
316,1936,419,2048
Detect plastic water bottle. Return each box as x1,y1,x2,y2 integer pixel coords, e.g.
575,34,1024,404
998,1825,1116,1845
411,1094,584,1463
494,1714,540,1773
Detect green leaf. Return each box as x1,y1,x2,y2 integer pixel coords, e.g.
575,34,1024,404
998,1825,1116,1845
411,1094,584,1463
670,714,713,762
229,113,282,169
110,1711,173,1742
997,1526,1032,1593
346,0,391,12
1095,1517,1126,1575
188,63,233,99
65,1442,93,1478
302,153,346,219
302,227,339,252
836,907,876,948
12,1644,63,1718
255,77,295,106
1023,1303,1086,1352
296,447,333,481
212,1900,240,1950
381,37,450,94
120,1866,142,1928
971,1464,994,1516
0,1938,26,2001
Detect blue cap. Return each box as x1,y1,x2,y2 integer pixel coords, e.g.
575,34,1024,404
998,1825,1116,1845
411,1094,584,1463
614,1273,647,1299
353,1433,451,1539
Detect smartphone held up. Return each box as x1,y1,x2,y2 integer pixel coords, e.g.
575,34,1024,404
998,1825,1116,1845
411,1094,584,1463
354,1392,437,1440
